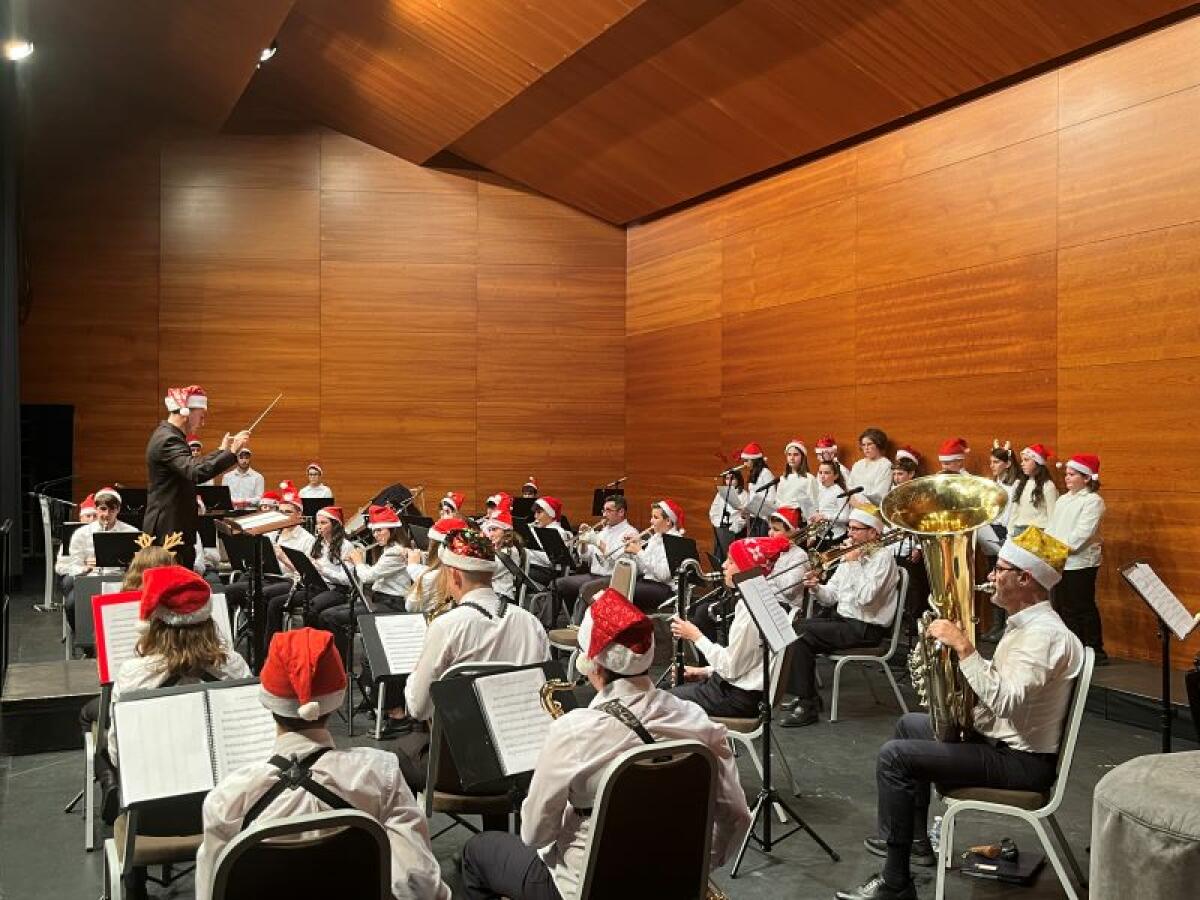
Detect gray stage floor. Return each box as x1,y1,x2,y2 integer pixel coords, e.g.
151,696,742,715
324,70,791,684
1,581,1194,900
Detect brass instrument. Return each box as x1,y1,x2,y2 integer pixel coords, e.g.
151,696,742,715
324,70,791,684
602,526,654,560
975,581,996,596
882,474,1009,742
789,518,832,547
807,528,905,572
425,595,454,624
576,519,607,547
539,678,585,719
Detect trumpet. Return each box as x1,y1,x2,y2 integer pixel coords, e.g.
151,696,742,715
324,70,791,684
602,527,654,560
576,519,607,547
788,519,832,546
807,528,906,572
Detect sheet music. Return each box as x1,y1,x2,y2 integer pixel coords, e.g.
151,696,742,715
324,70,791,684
1124,563,1199,640
374,615,428,674
115,692,214,805
735,572,798,654
473,668,554,776
235,510,295,532
101,581,123,595
745,492,778,520
209,684,277,781
716,486,745,510
99,600,142,683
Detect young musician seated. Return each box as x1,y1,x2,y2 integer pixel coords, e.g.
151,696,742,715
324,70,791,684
299,461,333,499
404,516,466,615
461,589,751,900
782,503,899,728
299,506,357,630
837,528,1084,900
522,475,539,499
222,448,265,507
669,535,793,718
57,493,98,598
555,494,638,622
440,490,466,520
398,529,550,791
810,461,852,547
527,496,571,578
485,492,513,519
936,437,970,474
481,510,528,602
815,435,852,484
65,486,140,629
108,565,251,767
187,435,203,457
194,628,450,900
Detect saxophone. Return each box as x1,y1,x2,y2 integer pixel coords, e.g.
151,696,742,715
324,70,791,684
881,474,1008,743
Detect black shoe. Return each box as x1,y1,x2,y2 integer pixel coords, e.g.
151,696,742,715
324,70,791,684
373,717,415,739
1093,649,1110,666
863,837,937,867
782,697,801,713
780,703,819,728
836,873,917,900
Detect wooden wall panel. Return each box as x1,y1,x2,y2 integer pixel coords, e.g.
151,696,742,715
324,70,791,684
320,190,478,263
319,133,480,195
478,179,625,268
161,135,320,190
626,321,720,404
477,266,625,338
626,240,722,335
162,187,320,261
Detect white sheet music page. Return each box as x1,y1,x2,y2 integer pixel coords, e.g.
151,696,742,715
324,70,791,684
375,614,428,674
99,601,142,683
101,582,123,595
115,692,213,804
235,510,295,532
735,572,798,654
209,683,277,781
1125,563,1198,640
473,668,553,776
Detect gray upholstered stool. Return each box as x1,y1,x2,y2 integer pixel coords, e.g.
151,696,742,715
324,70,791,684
1090,750,1200,900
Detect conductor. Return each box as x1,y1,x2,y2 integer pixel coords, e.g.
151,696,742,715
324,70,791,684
144,385,248,568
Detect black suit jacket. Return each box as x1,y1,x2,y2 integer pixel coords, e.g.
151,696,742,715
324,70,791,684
143,421,236,565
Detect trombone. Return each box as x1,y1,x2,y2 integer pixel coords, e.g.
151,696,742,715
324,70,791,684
806,528,905,573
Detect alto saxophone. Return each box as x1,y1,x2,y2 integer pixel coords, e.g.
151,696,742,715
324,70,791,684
539,678,584,719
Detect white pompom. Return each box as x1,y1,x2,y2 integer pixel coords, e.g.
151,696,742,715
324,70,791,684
297,700,321,721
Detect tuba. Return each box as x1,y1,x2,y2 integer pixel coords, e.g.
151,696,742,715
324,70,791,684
881,474,1008,742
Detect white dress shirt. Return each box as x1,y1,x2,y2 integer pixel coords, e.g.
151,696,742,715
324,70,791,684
222,467,265,506
403,587,550,721
694,599,766,693
299,483,334,499
776,473,818,519
521,676,752,900
814,482,851,541
67,518,140,576
577,520,638,576
491,545,526,601
959,601,1084,754
849,457,894,504
1010,479,1059,530
108,650,252,766
772,544,810,608
811,549,899,626
632,528,680,585
356,545,412,597
310,539,355,588
708,492,748,534
194,729,450,900
1047,489,1105,570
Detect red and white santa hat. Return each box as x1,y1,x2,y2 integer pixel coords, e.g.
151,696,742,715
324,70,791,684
1022,443,1053,467
770,507,801,530
1059,453,1100,481
438,528,497,572
938,437,970,462
278,488,303,511
368,504,403,529
654,498,685,530
740,442,765,460
728,535,791,575
259,627,347,722
306,462,323,476
94,486,122,505
486,491,513,513
139,565,212,626
815,435,838,455
535,496,563,521
79,493,97,514
278,479,299,494
164,385,208,413
523,475,538,491
186,434,202,449
849,502,886,531
259,490,281,508
895,445,920,465
576,588,654,677
430,517,469,544
784,438,808,456
315,505,344,526
482,509,513,532
442,491,466,512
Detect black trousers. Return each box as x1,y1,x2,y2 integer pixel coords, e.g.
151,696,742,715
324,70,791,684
461,831,563,900
670,672,761,718
877,713,1057,846
790,613,887,700
555,573,599,617
1054,566,1104,652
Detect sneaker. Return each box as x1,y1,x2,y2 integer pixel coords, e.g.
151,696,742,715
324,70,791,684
863,836,937,867
835,873,917,900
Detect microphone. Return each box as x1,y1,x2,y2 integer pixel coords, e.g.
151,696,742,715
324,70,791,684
718,463,745,477
837,486,864,499
755,477,780,493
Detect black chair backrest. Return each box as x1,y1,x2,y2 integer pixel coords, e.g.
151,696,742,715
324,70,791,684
219,824,383,899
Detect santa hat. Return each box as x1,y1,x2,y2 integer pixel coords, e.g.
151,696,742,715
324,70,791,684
482,510,513,532
438,529,496,572
654,498,684,530
486,492,513,512
442,491,466,512
523,475,538,491
998,527,1068,590
1022,443,1053,467
535,496,563,521
368,504,403,529
259,490,281,508
186,435,202,449
79,493,97,514
164,385,208,413
94,486,122,505
315,506,344,526
576,588,654,677
895,445,920,465
815,435,838,455
849,502,885,531
278,479,299,494
258,628,347,722
430,517,468,544
938,437,970,462
1060,453,1101,481
728,535,791,575
740,442,765,460
784,439,808,457
306,462,323,476
771,507,800,530
278,489,303,511
139,565,212,626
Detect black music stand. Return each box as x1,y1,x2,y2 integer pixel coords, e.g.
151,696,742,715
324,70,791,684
92,532,140,569
511,498,537,523
197,485,234,512
591,486,624,517
114,488,148,530
662,533,700,576
514,520,537,549
359,612,427,740
302,497,334,519
531,527,572,571
730,568,839,876
337,560,369,736
496,549,545,603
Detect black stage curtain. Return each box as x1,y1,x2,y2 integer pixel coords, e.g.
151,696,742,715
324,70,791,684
1,62,24,577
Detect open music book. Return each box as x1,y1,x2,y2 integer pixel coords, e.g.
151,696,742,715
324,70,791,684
473,667,555,776
93,591,234,683
734,569,798,654
115,680,275,806
1121,562,1200,641
360,613,428,676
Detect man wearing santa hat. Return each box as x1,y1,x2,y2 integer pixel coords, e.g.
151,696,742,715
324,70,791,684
461,588,751,900
838,528,1084,900
782,503,900,728
194,628,449,900
144,384,247,569
64,486,140,629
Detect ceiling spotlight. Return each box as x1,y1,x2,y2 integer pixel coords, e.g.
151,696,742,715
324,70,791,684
4,40,34,62
259,43,278,64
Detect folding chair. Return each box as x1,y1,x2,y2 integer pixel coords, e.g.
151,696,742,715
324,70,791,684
826,568,910,722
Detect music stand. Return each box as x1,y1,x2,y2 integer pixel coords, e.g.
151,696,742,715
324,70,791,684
92,532,141,569
401,513,434,529
359,612,427,739
336,559,370,736
511,498,537,523
114,488,148,529
729,568,839,875
59,521,86,556
302,497,334,519
662,533,700,576
531,527,572,570
592,487,624,517
496,549,545,602
197,485,234,512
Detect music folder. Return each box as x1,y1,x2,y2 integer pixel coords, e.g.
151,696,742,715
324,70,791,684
359,612,427,678
592,486,624,517
429,660,573,791
93,531,141,569
70,574,125,646
733,568,798,654
92,590,234,683
301,496,334,519
663,533,700,576
511,497,537,523
197,484,234,512
400,513,434,529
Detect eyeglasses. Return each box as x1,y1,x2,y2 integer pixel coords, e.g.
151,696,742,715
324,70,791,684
847,524,873,532
993,563,1020,574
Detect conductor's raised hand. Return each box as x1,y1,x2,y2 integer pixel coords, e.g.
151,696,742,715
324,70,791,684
229,431,252,454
